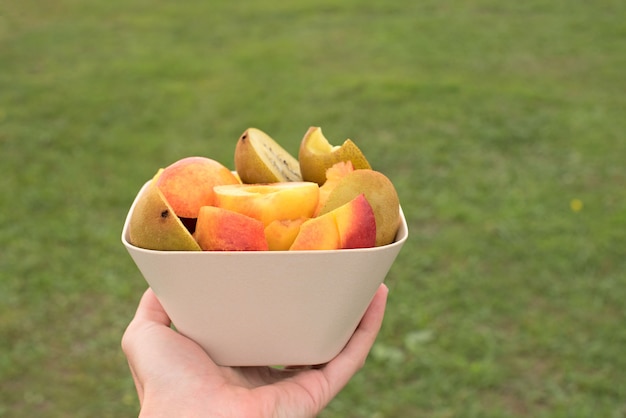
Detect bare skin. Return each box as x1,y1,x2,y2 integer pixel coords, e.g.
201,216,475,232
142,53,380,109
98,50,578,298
122,284,388,418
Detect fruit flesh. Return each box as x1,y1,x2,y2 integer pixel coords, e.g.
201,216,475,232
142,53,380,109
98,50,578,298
213,182,319,227
290,213,341,251
315,161,355,216
290,194,376,251
264,218,306,251
235,128,302,183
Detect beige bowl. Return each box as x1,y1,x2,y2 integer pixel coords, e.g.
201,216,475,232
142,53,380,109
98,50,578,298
122,180,408,366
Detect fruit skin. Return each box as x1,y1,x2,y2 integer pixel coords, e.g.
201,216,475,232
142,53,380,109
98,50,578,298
213,182,319,227
128,170,202,251
319,169,400,247
290,194,376,251
156,156,240,219
299,126,371,186
235,128,302,184
194,206,269,251
264,218,306,251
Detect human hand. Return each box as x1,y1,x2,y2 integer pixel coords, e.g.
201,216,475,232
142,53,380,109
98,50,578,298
121,284,388,418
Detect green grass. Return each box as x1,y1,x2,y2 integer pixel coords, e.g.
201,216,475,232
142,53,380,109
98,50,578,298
2,0,625,416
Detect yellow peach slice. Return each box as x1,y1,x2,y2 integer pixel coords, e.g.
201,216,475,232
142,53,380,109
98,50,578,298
156,156,240,219
319,169,400,247
315,160,355,216
128,170,202,251
194,206,268,251
298,126,371,186
213,182,319,227
333,194,377,249
289,214,339,251
264,218,306,251
290,194,376,250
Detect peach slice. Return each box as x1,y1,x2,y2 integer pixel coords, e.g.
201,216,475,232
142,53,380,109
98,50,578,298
319,169,400,247
213,182,319,227
194,206,268,251
315,161,355,216
290,194,376,250
298,126,371,186
128,170,202,251
264,218,306,251
156,156,240,219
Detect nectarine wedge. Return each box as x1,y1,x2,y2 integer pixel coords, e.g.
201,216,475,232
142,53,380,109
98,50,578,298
194,206,268,251
213,182,319,227
319,169,400,246
264,218,306,251
290,194,376,250
315,161,355,216
156,156,240,219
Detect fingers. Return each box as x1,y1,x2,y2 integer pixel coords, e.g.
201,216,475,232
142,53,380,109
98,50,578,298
122,287,222,378
122,288,160,405
280,283,388,415
121,288,173,403
131,288,172,327
121,288,168,359
320,283,389,396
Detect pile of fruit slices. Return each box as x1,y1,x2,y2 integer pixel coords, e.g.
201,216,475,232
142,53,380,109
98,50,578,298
128,127,401,251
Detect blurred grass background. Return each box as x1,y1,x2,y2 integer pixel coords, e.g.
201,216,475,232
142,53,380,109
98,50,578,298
1,0,625,416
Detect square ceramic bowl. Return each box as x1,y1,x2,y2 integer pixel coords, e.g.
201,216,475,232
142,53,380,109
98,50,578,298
122,180,408,366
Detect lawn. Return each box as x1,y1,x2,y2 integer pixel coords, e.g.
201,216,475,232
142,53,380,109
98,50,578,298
1,0,625,416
